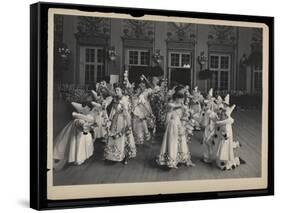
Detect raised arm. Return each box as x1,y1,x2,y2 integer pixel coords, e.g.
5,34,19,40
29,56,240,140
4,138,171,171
91,90,99,100
141,74,154,89
104,96,113,108
72,112,94,123
71,102,91,114
216,117,233,126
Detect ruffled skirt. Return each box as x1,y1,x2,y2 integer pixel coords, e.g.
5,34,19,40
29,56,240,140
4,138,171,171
156,118,193,168
132,116,151,144
104,112,136,162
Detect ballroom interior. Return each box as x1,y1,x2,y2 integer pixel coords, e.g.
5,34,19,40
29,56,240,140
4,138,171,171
54,15,263,95
52,14,263,185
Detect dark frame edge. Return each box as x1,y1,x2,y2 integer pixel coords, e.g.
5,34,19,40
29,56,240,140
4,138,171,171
29,2,274,210
30,2,47,210
30,2,40,210
267,16,274,196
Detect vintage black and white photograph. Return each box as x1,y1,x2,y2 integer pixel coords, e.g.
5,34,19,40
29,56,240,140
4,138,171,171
47,9,269,200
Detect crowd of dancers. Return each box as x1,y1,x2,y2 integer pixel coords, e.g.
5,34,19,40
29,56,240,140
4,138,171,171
53,70,242,171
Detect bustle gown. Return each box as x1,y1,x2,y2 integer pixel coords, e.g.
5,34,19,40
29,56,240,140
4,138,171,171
104,96,137,162
53,117,94,170
157,104,194,168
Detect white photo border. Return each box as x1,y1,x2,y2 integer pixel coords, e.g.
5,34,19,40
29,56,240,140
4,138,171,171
47,8,269,200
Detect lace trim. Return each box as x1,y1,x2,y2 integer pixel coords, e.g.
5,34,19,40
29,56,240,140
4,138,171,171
104,142,124,161
134,132,151,144
156,121,193,168
156,152,192,168
104,132,136,161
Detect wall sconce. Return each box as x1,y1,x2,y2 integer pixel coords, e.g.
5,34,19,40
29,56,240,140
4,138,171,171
197,51,208,70
108,46,118,61
58,45,71,59
152,49,163,64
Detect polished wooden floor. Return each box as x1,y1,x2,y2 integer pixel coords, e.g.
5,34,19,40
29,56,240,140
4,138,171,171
53,102,262,186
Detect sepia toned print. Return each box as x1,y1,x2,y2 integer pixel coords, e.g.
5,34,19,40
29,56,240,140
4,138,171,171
47,8,269,200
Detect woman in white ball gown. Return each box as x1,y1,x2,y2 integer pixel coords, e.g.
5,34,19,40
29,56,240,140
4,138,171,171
157,89,195,169
215,103,241,170
53,101,95,171
104,83,137,164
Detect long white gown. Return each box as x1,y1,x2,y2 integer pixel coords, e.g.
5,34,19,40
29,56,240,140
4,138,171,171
92,108,109,139
157,105,194,168
53,117,94,170
104,96,137,162
139,88,156,131
90,96,112,140
131,96,151,144
190,92,203,129
201,109,218,163
215,107,240,170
